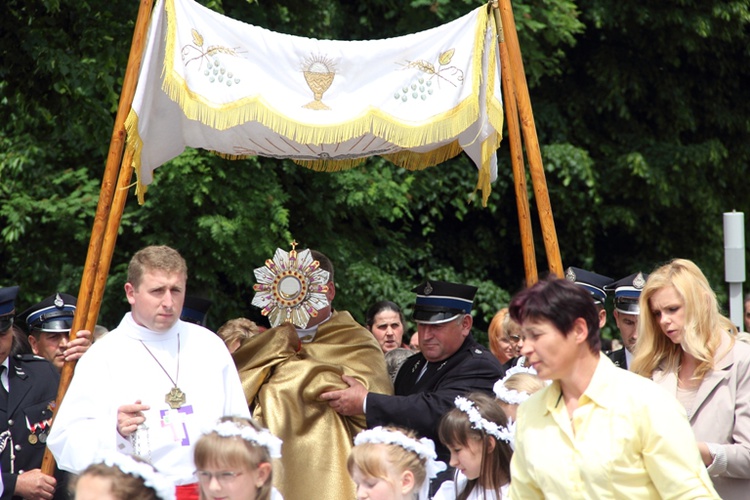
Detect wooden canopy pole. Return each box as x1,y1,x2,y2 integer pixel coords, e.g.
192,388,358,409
87,148,136,330
41,0,156,475
494,0,564,278
491,3,538,286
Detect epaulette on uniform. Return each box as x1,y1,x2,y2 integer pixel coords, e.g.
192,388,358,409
471,346,489,357
15,353,49,362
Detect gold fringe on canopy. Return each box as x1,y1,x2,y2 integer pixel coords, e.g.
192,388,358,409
124,0,504,205
160,0,490,148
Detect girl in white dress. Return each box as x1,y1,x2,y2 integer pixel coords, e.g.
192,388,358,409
347,426,446,500
435,393,513,500
194,416,283,500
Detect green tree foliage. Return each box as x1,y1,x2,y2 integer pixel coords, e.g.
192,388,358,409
1,0,138,307
536,0,750,295
2,0,748,342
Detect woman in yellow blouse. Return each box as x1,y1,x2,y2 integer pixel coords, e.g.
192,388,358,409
507,277,718,499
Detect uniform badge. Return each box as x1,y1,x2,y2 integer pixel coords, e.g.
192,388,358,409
633,272,646,289
54,293,64,308
424,282,433,295
565,268,576,282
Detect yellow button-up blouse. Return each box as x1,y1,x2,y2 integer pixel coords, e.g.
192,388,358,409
509,355,719,499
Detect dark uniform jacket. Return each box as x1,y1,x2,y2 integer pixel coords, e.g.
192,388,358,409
607,348,628,370
0,354,67,500
366,335,505,463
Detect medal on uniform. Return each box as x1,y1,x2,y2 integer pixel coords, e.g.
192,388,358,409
25,416,44,445
166,386,186,409
38,432,47,443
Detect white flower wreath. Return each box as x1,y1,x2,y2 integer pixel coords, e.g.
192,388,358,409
492,364,550,405
354,427,446,479
100,453,176,500
454,396,514,444
209,420,283,458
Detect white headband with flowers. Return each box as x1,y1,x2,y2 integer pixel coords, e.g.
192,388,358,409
100,453,176,500
209,420,283,458
454,396,514,444
354,427,446,479
492,364,544,405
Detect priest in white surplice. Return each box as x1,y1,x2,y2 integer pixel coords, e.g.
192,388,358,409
47,246,250,500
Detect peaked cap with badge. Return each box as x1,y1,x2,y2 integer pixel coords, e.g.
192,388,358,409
564,267,613,305
605,272,649,315
412,280,478,324
0,286,20,333
366,278,505,466
19,292,77,334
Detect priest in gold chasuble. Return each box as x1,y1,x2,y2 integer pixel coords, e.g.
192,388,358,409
233,248,392,500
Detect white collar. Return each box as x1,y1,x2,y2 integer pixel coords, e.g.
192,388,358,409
122,312,182,342
295,311,332,341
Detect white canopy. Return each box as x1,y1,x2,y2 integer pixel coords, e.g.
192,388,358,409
125,0,503,204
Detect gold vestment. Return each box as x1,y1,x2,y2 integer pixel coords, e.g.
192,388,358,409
233,311,393,500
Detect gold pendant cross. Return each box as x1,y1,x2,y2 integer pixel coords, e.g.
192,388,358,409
166,387,187,409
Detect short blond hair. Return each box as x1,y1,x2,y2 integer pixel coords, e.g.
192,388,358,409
194,416,274,500
347,426,427,492
127,246,187,289
502,372,546,396
217,318,259,350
